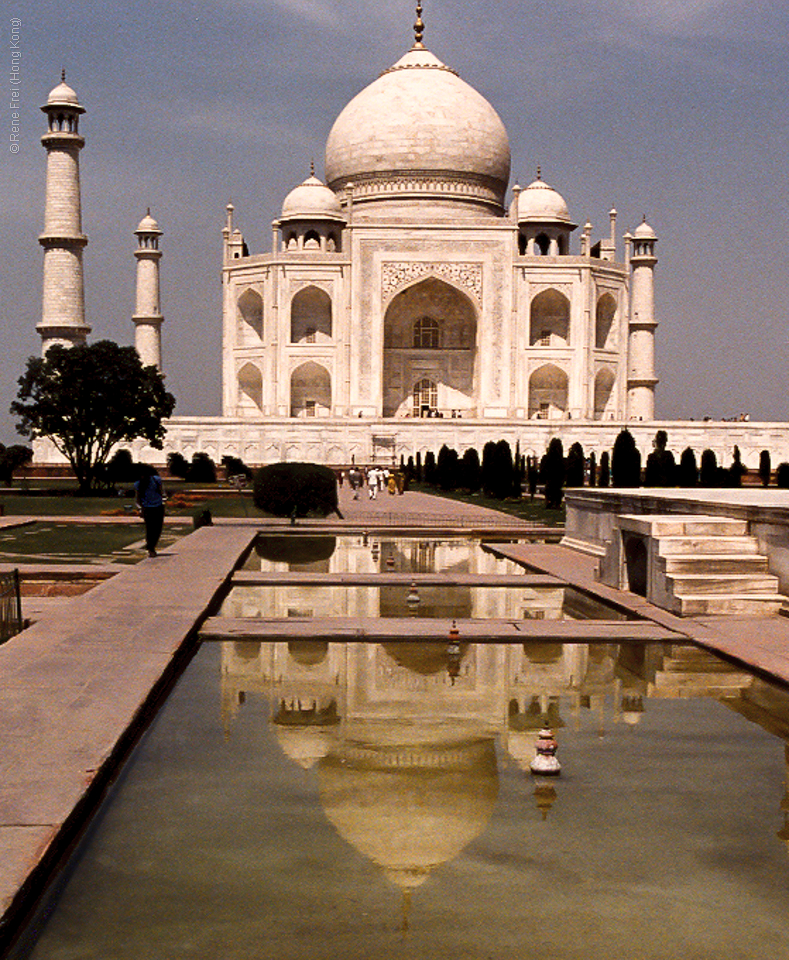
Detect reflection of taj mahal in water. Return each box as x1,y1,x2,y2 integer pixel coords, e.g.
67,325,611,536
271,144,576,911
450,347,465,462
219,631,789,901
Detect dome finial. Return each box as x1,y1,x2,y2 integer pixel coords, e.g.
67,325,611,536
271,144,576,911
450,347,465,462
536,164,542,180
61,67,66,83
310,157,315,177
413,1,425,48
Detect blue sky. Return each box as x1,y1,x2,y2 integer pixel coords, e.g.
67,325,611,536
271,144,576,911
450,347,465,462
3,0,789,442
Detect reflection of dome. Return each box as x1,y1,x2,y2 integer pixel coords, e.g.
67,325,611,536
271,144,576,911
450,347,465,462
325,46,510,212
515,175,573,224
287,639,329,667
275,725,335,769
255,535,336,565
318,739,498,890
281,175,344,221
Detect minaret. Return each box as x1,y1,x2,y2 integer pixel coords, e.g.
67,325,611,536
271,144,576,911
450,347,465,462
133,210,164,370
627,217,658,420
38,72,90,353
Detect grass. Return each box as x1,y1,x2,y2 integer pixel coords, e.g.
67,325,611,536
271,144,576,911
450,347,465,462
0,521,192,565
408,483,566,525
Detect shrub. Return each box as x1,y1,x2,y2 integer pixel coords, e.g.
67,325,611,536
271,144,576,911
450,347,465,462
252,462,339,517
759,450,771,487
611,430,641,487
0,444,33,486
541,438,565,509
187,452,217,483
566,442,585,487
167,451,189,479
106,449,137,485
222,454,252,480
699,449,718,487
776,462,789,489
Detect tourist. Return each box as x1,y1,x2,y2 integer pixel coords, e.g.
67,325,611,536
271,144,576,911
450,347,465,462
135,464,166,558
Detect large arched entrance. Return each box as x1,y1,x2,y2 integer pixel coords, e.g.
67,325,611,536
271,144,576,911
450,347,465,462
382,277,477,417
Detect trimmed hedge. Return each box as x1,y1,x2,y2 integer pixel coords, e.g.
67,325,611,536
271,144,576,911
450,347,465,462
253,462,339,517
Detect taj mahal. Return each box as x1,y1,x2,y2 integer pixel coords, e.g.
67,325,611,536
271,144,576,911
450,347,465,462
33,6,789,468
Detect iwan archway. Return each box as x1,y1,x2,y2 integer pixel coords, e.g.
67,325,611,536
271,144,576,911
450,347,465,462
382,277,477,418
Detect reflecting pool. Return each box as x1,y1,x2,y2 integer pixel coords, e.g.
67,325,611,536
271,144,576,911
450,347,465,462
21,639,789,959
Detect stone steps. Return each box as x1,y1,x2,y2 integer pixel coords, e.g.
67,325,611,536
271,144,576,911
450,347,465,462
666,572,781,596
659,554,769,575
658,535,761,557
675,594,787,617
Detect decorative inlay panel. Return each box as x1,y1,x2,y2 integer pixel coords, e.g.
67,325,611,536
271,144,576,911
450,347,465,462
382,261,483,301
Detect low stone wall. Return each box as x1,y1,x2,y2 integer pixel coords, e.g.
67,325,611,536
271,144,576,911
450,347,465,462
564,488,789,594
32,417,789,471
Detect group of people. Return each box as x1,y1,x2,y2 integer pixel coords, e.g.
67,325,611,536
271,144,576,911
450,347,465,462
342,466,406,500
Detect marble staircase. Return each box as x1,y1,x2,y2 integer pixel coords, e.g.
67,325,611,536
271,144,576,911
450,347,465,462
621,515,787,616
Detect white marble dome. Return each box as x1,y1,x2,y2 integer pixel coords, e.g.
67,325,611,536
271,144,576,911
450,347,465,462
516,175,573,223
324,46,511,211
46,78,81,108
633,217,657,239
135,210,161,234
281,174,344,221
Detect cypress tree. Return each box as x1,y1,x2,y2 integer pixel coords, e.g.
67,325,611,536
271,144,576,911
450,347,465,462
611,429,641,487
423,450,437,486
699,449,718,487
677,447,698,486
728,446,746,487
460,447,482,492
588,451,597,487
759,450,771,487
566,442,585,487
598,451,610,487
541,438,565,509
645,430,676,486
415,451,423,483
481,441,497,497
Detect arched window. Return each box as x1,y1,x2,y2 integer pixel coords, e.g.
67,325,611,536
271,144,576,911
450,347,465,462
238,362,263,412
290,361,331,417
528,364,568,420
304,230,320,250
413,316,440,349
593,368,615,420
530,289,570,347
413,378,437,417
291,286,332,343
535,234,550,256
237,289,263,339
595,293,617,349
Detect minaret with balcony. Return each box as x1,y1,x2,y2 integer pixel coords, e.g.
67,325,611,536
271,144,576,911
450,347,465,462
133,210,164,370
627,218,658,419
38,71,90,353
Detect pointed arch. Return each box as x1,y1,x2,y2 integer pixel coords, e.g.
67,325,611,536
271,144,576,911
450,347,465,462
595,292,617,349
594,368,616,420
530,289,570,347
238,289,263,339
291,286,332,343
528,364,568,419
238,362,263,413
290,361,332,417
383,276,478,417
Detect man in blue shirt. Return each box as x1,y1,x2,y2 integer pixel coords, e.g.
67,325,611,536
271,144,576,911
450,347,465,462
134,464,166,557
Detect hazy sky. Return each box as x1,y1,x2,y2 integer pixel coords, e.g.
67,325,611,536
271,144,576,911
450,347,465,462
3,0,789,443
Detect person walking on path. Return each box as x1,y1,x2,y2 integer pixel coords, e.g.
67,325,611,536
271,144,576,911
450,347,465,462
135,463,166,557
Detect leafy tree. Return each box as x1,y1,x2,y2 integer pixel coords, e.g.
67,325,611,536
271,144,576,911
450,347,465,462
699,449,718,487
167,451,189,479
187,452,217,483
776,462,789,489
566,442,585,487
611,429,641,487
0,444,33,486
252,462,339,517
645,430,676,486
11,341,175,494
598,451,610,488
459,447,482,492
677,447,698,486
540,438,565,509
759,450,771,488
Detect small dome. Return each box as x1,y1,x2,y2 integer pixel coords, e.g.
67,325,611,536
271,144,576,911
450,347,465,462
516,175,573,224
44,74,84,112
633,217,657,239
281,175,344,221
135,210,161,235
